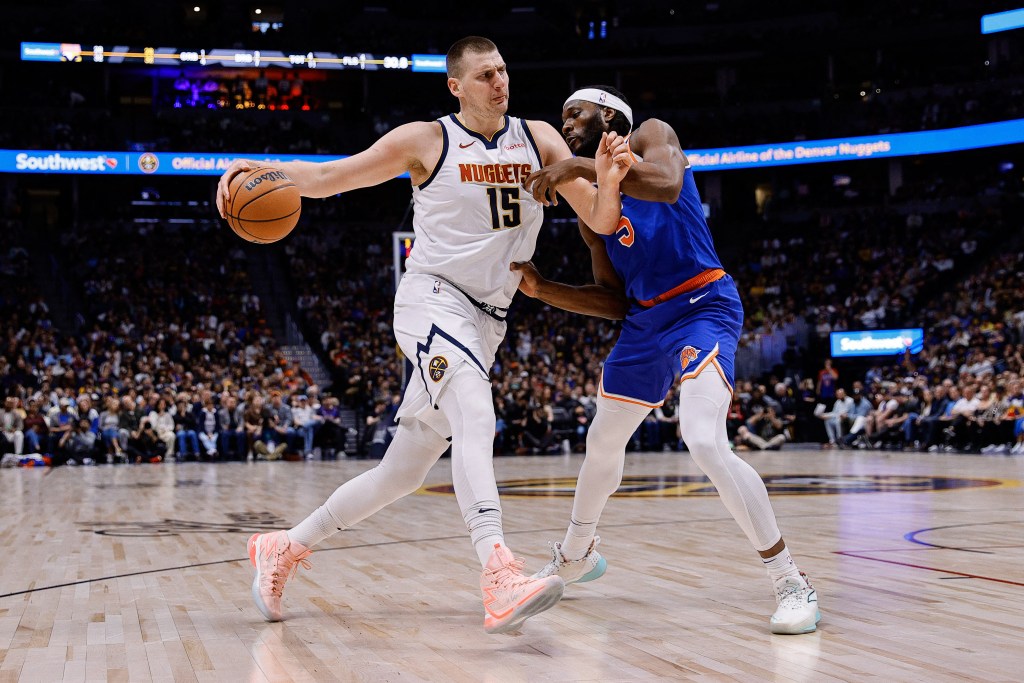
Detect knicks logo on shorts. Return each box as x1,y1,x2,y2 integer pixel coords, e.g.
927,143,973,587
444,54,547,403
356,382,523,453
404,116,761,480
679,346,700,372
428,356,448,382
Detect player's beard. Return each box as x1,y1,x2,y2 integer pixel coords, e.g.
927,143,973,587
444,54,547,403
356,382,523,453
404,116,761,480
572,118,605,158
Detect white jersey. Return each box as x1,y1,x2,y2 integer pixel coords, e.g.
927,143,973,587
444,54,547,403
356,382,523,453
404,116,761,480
407,114,545,309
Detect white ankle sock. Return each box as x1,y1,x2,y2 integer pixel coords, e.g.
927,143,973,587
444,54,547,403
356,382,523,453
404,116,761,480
762,545,801,582
466,504,505,566
288,505,343,549
560,519,598,561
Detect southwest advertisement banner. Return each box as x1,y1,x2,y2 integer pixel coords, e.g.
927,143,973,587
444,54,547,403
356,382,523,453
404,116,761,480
830,329,925,358
0,151,345,176
685,118,1024,171
3,118,1023,176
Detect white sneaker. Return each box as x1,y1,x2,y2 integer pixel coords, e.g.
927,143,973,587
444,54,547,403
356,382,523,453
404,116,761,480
770,572,820,634
532,537,607,585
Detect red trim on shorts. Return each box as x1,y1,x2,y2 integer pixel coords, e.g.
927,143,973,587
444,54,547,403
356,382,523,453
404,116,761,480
637,268,726,308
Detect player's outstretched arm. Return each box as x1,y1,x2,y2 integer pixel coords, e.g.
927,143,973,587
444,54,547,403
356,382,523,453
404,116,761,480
525,120,629,235
523,119,684,205
216,121,441,218
510,219,628,320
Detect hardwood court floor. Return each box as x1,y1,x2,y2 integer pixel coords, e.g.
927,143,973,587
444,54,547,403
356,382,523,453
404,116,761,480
0,449,1021,682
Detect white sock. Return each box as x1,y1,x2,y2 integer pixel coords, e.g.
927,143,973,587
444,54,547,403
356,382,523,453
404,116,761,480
762,545,801,582
560,518,598,561
465,503,504,565
288,505,342,549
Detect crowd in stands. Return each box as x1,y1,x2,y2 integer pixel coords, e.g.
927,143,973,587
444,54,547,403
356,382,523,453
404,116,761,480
0,217,354,466
2,198,1022,463
798,236,1024,454
3,165,1022,465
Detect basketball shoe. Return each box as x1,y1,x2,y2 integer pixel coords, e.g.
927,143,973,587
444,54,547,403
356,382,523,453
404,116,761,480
532,537,607,585
247,531,312,621
481,544,564,634
770,571,820,634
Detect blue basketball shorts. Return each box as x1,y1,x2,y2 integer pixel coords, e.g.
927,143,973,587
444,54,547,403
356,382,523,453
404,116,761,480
600,275,743,407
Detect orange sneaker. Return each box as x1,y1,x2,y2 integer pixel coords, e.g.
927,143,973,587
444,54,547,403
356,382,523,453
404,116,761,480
480,543,564,634
247,531,312,621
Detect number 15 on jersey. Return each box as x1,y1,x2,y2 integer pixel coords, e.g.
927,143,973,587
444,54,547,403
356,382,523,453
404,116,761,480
486,187,521,230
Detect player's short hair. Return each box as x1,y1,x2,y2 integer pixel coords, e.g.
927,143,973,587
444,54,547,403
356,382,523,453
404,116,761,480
447,36,498,79
579,84,632,135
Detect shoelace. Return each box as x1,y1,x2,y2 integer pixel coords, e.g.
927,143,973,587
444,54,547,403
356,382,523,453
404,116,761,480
776,575,812,607
486,556,535,590
264,547,312,596
548,542,569,565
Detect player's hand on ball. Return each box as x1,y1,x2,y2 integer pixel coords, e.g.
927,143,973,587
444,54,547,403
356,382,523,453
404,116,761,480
216,159,259,219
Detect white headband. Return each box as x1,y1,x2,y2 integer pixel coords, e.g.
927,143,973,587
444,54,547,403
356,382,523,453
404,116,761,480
564,88,633,127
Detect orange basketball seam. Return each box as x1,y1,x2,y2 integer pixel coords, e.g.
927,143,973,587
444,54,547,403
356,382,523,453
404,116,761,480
234,182,300,217
225,205,301,223
228,168,267,212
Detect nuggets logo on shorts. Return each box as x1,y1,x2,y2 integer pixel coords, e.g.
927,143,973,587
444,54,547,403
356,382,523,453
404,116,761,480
428,356,448,382
679,345,700,372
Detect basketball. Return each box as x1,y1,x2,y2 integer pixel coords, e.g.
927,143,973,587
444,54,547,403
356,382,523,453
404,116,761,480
225,167,302,243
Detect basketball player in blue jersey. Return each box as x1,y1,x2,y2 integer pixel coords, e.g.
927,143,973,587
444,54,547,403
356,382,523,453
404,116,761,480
513,86,821,634
215,39,634,634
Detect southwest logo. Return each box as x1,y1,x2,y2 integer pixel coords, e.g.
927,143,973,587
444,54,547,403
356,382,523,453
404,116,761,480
105,158,118,169
679,346,700,372
428,356,448,382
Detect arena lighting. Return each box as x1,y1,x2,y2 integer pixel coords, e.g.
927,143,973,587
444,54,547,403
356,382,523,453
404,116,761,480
981,8,1024,34
2,118,1023,176
19,41,443,72
830,329,924,358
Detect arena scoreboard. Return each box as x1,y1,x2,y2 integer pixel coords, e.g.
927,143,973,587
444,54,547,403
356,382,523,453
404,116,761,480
21,42,446,72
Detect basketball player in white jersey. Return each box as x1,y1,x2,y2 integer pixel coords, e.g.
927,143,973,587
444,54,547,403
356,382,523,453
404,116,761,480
216,36,633,634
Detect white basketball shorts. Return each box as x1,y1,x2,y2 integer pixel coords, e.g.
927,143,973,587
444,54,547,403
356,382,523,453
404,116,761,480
392,273,506,438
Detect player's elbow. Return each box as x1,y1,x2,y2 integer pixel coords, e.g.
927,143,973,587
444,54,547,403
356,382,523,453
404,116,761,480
654,188,683,203
587,218,619,236
651,178,683,203
599,292,630,320
610,300,630,320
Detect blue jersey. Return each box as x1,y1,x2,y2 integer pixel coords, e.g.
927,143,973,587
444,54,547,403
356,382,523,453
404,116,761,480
596,163,743,405
599,166,722,305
